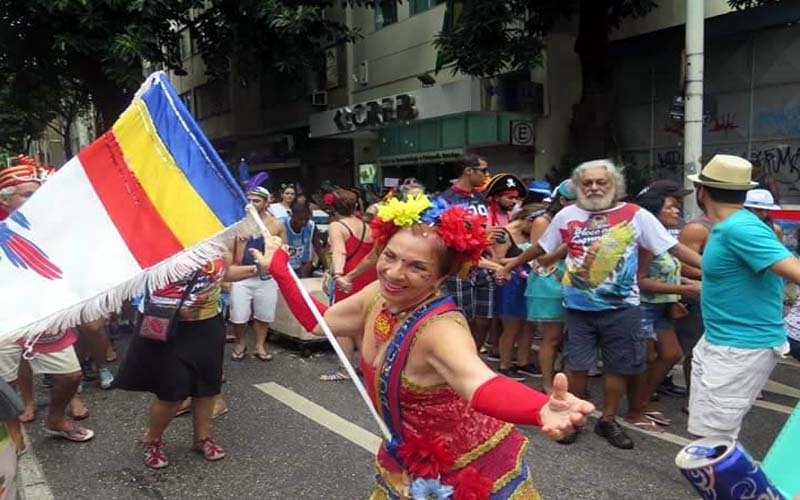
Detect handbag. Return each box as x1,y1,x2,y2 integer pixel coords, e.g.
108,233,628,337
137,272,200,342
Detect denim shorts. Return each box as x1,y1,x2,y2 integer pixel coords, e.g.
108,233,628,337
564,306,645,375
639,302,672,340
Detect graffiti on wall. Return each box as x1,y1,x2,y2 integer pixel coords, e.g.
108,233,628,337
663,113,740,137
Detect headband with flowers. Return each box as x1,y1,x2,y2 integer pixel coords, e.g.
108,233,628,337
370,194,490,274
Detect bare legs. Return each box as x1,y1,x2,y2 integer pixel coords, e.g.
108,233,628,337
538,322,564,393
627,329,683,424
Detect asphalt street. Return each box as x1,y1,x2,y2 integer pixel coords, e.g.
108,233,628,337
17,330,799,500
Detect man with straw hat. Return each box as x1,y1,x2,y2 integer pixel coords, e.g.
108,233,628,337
686,154,800,439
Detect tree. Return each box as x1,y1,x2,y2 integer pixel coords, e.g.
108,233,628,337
0,0,380,149
434,0,780,163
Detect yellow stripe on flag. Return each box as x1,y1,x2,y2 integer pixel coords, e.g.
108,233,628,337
112,101,224,247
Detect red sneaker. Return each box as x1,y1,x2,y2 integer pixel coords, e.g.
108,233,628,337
194,437,226,461
144,440,169,469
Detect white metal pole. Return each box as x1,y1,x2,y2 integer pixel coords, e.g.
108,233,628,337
245,204,393,442
684,0,705,219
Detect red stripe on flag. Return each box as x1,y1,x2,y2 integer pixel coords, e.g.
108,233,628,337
774,209,800,221
78,131,184,267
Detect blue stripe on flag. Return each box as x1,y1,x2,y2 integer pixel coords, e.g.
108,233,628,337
140,75,246,226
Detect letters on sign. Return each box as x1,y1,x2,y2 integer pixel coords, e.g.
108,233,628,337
334,94,418,131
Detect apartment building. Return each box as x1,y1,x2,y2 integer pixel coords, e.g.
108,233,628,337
166,0,800,203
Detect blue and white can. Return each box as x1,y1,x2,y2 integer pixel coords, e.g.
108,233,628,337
675,437,785,500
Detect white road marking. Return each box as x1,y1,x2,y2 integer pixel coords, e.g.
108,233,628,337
762,379,800,400
753,400,795,415
255,382,381,454
18,428,54,500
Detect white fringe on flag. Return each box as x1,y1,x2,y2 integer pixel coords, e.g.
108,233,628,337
11,216,258,344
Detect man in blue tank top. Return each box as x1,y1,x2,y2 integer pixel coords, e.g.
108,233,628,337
281,204,325,278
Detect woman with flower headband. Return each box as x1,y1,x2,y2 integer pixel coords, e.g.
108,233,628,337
250,194,594,499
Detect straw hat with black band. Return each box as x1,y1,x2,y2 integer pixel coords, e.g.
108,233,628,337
687,154,758,190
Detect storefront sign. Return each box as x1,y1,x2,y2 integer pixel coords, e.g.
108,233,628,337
333,94,418,132
378,149,465,166
309,79,480,138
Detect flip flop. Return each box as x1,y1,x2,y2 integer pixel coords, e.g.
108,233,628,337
627,420,664,433
212,406,229,419
44,425,95,442
231,347,247,361
644,411,672,426
319,369,350,382
253,352,273,362
16,445,29,458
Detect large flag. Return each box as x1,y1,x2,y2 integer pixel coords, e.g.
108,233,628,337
0,72,252,340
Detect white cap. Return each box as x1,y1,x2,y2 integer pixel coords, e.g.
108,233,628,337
743,189,780,210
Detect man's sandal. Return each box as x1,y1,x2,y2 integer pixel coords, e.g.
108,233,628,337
44,425,95,442
319,369,350,382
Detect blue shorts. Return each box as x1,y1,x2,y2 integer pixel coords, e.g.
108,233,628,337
639,303,672,340
563,306,645,375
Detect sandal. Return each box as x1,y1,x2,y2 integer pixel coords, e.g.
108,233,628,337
626,420,664,433
194,437,226,461
44,425,95,442
253,352,273,362
231,347,247,361
319,369,350,382
175,400,191,417
644,411,672,426
144,440,169,469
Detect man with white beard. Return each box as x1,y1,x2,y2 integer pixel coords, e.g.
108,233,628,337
503,159,701,449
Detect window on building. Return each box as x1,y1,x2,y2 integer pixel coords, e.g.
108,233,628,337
194,79,230,119
374,1,398,30
410,0,444,16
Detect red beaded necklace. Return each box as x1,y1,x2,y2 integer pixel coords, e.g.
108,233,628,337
373,293,437,346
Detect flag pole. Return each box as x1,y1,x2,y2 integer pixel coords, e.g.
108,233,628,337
245,204,393,442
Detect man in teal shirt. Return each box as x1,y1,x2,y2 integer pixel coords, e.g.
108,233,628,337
687,155,800,438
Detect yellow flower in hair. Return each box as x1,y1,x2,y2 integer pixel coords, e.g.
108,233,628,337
376,194,432,227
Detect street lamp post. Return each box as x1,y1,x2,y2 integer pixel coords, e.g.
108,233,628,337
684,0,704,219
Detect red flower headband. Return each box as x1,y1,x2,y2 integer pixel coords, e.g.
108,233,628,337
370,195,490,274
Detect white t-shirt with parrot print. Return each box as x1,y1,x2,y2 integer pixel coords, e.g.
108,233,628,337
539,203,677,311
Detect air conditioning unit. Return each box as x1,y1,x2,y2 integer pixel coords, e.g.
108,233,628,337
358,61,369,86
312,91,328,107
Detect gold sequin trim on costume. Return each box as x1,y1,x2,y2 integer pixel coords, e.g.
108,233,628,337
492,438,529,491
452,423,514,469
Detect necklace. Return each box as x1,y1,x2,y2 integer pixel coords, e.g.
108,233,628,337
373,293,437,346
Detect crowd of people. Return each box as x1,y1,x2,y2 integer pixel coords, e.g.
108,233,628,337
1,151,798,498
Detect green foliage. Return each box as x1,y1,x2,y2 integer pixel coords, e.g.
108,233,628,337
434,0,657,78
0,0,380,144
727,0,782,9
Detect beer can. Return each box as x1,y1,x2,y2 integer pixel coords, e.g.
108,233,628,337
675,437,785,500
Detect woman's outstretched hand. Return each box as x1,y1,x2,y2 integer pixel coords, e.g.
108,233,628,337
539,373,595,441
248,235,285,269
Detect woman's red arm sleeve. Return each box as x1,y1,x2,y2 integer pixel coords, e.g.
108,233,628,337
469,376,549,426
268,248,328,332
